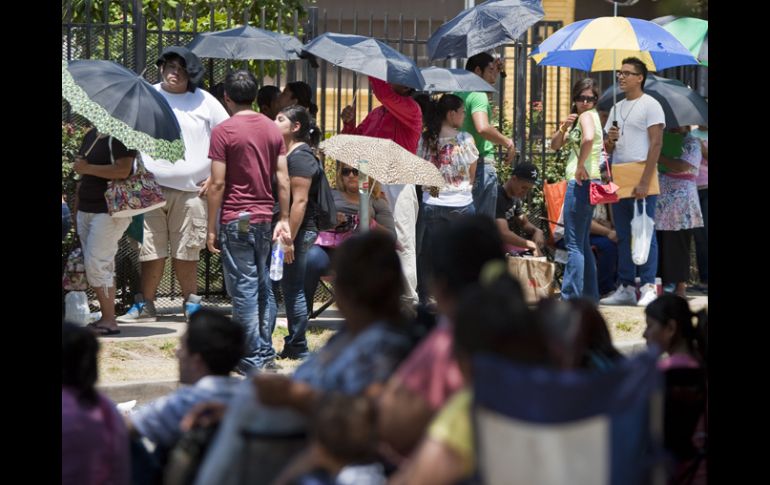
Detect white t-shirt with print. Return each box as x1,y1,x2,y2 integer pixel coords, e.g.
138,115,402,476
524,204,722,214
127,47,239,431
142,85,230,191
604,93,665,165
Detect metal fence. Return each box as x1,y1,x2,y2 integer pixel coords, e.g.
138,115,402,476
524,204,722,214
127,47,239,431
61,1,582,312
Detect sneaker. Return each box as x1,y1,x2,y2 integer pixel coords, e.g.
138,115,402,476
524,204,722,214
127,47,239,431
663,283,676,294
599,285,637,306
184,294,203,322
116,295,157,323
637,284,658,307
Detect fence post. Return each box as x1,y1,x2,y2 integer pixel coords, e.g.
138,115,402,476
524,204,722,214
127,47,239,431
306,7,319,101
133,0,146,75
514,35,527,164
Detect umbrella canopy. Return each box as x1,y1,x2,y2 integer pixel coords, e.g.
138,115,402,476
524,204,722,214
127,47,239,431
62,59,185,161
187,25,303,61
420,67,496,93
427,0,544,60
302,33,425,90
319,135,445,186
652,16,707,67
597,74,708,128
530,16,699,71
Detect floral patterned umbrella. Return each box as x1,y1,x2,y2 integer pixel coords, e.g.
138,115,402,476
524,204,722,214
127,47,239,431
62,59,185,161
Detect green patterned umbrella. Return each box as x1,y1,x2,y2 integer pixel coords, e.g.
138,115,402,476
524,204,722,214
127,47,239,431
62,59,185,161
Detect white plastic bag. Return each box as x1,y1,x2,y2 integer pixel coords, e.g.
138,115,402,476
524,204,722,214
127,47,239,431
631,199,655,265
64,291,91,326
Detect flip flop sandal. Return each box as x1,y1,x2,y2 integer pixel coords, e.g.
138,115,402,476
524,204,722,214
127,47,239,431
87,324,121,336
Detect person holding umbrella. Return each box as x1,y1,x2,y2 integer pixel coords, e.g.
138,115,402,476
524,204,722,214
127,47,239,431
73,130,136,335
340,77,423,308
118,47,230,324
601,57,665,307
456,52,515,220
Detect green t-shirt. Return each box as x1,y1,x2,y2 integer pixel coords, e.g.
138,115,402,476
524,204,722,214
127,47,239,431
455,91,495,159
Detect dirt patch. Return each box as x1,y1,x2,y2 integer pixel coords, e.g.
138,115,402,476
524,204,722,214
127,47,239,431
98,324,336,384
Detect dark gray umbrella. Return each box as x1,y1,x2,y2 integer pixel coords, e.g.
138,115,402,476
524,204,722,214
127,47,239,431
62,60,185,161
302,33,425,90
420,67,496,93
597,74,708,128
187,25,303,61
427,0,545,60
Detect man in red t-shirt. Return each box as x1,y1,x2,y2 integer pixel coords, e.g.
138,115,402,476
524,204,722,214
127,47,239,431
207,70,292,373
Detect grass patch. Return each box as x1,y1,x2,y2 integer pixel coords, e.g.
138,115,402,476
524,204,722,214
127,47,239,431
615,321,635,333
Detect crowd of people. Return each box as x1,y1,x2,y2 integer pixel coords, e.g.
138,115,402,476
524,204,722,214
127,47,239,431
63,46,708,484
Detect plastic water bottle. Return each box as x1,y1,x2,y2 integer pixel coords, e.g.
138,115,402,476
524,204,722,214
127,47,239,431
269,241,284,281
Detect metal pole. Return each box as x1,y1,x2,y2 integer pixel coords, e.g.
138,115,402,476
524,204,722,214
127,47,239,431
612,1,618,124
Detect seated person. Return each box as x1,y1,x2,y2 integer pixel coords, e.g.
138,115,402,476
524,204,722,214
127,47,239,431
272,393,385,485
304,162,396,315
494,162,545,256
62,322,130,485
187,232,413,484
127,309,244,451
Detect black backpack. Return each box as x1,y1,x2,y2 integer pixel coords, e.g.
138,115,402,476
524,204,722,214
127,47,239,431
314,155,338,231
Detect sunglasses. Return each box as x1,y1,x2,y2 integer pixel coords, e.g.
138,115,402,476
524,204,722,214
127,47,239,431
341,167,359,176
575,95,597,103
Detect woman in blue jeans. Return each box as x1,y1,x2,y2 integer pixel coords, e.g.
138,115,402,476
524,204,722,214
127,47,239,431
268,105,322,360
550,78,603,301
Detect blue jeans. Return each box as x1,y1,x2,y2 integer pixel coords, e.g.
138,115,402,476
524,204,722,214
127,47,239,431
590,235,618,296
693,188,708,284
472,157,498,219
219,221,274,372
267,229,318,356
304,244,333,315
613,195,659,286
561,180,599,301
416,202,475,303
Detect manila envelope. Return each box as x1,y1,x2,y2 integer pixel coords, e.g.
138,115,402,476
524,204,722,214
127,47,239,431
613,161,660,199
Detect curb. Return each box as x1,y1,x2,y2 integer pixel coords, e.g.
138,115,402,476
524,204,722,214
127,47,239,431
616,339,648,356
99,379,180,406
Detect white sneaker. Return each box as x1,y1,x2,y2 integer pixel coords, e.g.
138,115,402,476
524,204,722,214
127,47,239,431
599,285,637,306
637,284,658,307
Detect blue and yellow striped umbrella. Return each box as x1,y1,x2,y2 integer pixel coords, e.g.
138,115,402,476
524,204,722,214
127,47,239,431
530,17,699,71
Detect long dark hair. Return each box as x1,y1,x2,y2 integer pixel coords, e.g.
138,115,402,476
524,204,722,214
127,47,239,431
421,94,464,155
285,81,319,117
569,77,600,129
645,294,708,366
62,322,100,407
280,105,321,148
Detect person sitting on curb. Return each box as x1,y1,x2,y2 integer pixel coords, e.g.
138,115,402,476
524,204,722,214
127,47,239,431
126,309,244,479
494,162,545,256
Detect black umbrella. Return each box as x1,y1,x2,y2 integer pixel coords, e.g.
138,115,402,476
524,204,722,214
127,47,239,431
302,33,425,90
597,74,708,129
62,59,185,161
187,25,303,61
419,67,496,93
427,0,544,60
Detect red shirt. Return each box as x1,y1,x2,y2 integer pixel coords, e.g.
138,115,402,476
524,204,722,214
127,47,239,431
209,113,286,224
342,77,423,154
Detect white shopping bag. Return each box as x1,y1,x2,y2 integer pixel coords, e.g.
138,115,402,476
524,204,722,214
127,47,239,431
65,291,91,326
631,199,655,266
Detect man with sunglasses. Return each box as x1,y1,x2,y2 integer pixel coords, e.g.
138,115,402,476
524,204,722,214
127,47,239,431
601,57,665,307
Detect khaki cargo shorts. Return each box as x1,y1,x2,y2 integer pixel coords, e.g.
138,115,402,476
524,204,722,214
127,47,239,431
138,187,207,262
